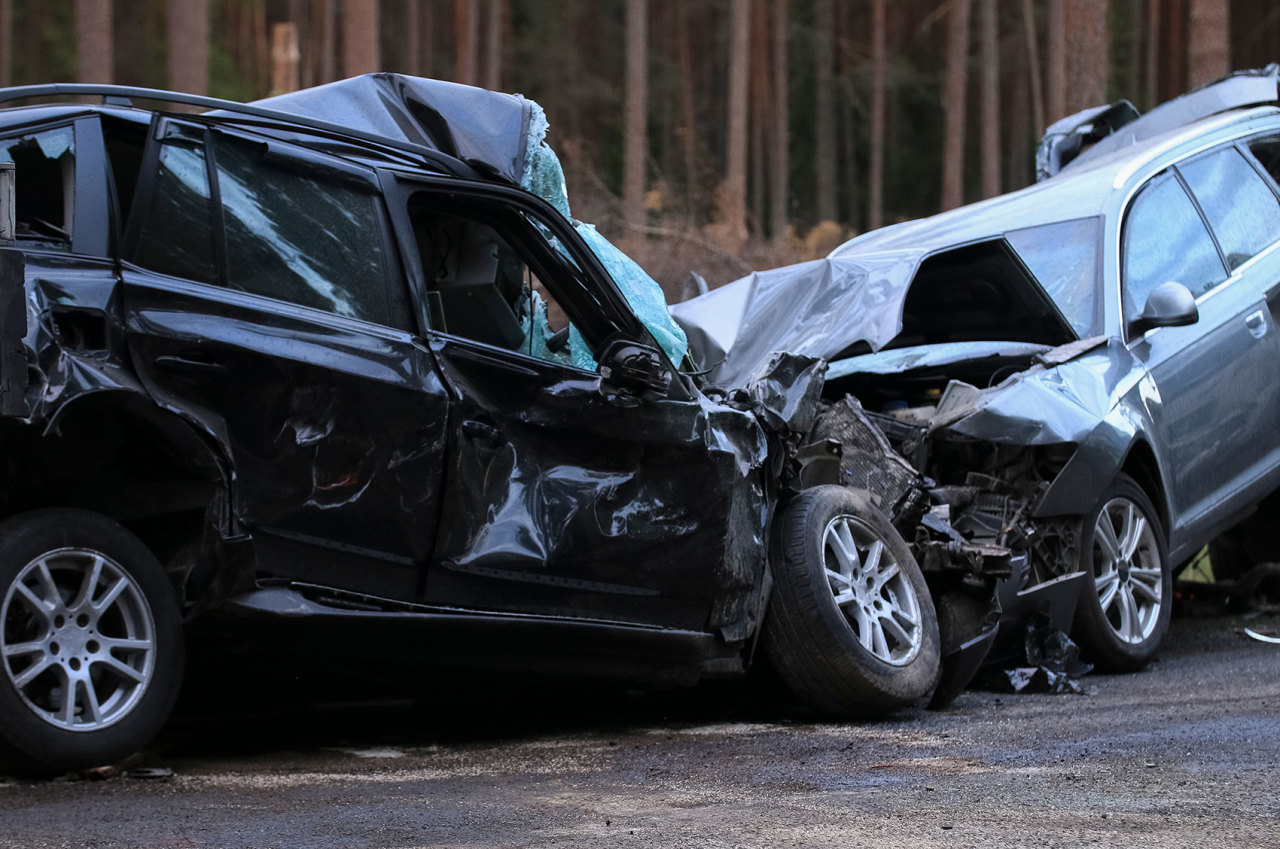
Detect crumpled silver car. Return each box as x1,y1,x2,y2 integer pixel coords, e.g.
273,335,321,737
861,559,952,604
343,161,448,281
674,67,1280,672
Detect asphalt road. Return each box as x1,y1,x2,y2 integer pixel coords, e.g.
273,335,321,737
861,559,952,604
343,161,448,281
1,611,1278,849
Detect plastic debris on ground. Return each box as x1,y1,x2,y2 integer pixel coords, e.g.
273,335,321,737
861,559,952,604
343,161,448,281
979,615,1093,695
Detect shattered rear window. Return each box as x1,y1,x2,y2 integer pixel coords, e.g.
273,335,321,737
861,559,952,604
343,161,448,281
1006,217,1101,338
0,125,74,248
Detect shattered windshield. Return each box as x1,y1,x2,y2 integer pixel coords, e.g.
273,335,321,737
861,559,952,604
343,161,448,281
1006,217,1102,338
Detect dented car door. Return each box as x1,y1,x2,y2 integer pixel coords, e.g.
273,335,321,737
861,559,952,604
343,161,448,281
119,118,449,601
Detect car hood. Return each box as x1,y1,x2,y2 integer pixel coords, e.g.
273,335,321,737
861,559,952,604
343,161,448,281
669,253,922,386
253,73,533,184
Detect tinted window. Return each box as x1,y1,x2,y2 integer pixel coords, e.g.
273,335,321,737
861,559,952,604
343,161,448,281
133,135,218,283
0,126,74,248
1123,172,1226,320
1248,136,1280,187
1179,147,1280,270
1007,217,1101,337
212,136,403,328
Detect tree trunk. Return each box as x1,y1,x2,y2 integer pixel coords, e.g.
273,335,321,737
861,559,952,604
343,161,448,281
1021,0,1046,133
483,0,505,90
75,0,113,84
271,22,300,94
454,0,478,85
1063,0,1108,114
405,0,421,76
677,3,698,216
623,0,648,239
813,0,836,222
1046,0,1065,121
868,0,886,231
941,0,971,211
769,0,789,240
1187,0,1229,87
318,0,337,82
979,0,1000,199
0,0,12,87
1144,0,1160,108
168,0,210,95
720,0,751,249
343,0,379,77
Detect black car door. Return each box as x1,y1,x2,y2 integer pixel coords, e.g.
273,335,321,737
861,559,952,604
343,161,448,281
119,118,450,601
388,180,770,635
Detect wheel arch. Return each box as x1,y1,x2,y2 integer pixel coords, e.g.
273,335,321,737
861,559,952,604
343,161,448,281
2,390,236,604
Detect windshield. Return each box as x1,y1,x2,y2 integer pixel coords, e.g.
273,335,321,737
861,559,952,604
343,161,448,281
1006,216,1102,337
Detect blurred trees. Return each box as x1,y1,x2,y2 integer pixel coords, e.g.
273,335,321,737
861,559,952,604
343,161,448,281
1,0,1269,283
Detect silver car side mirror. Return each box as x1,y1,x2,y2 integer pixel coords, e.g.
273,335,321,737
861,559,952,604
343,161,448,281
1132,281,1198,336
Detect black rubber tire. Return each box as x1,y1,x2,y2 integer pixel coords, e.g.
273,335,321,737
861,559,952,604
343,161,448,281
0,509,183,776
1072,475,1171,673
1207,491,1280,582
762,486,941,718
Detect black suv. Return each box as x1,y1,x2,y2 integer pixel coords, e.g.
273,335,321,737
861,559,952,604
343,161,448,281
0,76,1003,776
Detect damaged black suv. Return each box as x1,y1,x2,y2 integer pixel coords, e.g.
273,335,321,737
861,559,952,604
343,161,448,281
0,77,1002,776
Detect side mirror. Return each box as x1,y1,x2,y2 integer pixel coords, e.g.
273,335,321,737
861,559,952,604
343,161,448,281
1131,281,1198,336
598,338,671,398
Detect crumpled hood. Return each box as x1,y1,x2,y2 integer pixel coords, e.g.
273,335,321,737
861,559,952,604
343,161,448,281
253,73,533,183
669,253,921,386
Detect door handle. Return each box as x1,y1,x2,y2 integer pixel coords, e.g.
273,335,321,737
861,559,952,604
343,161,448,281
154,352,229,375
1245,309,1267,339
461,419,503,444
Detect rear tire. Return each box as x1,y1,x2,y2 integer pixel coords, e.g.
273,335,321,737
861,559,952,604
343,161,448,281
0,509,183,776
1072,475,1171,672
763,486,941,717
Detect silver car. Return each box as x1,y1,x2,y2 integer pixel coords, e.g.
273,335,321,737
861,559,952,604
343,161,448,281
674,68,1280,672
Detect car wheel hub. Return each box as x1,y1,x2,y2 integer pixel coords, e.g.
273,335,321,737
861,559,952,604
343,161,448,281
1092,498,1162,645
822,514,922,666
1,548,156,732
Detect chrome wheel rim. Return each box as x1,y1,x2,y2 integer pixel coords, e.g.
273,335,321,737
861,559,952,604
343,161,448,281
1,548,155,732
822,514,922,666
1091,497,1163,645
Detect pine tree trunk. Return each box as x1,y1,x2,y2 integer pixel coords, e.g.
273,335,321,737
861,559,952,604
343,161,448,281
1063,0,1108,114
485,0,506,90
868,0,886,231
1020,0,1045,133
721,0,751,249
454,0,478,85
75,0,113,84
769,0,789,240
0,0,13,87
168,0,210,94
678,4,698,216
979,0,1000,199
941,0,971,211
623,0,648,239
1144,0,1160,107
1046,0,1065,121
343,0,379,77
813,0,836,222
1187,0,1229,87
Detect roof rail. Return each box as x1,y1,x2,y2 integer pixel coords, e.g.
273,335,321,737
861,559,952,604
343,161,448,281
0,83,477,178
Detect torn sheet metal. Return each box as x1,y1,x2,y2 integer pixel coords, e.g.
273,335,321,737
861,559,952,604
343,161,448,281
670,254,920,386
254,74,533,183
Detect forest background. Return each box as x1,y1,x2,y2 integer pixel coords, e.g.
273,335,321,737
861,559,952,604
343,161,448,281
0,0,1274,298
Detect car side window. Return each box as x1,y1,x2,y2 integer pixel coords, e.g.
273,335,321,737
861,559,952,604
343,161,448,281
132,126,411,331
133,131,219,284
0,125,75,249
211,136,408,329
409,193,586,368
1122,172,1226,321
1178,146,1280,271
1248,136,1280,187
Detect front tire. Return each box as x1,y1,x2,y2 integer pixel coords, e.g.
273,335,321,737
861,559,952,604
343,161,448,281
763,486,941,717
0,509,183,776
1072,475,1171,672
